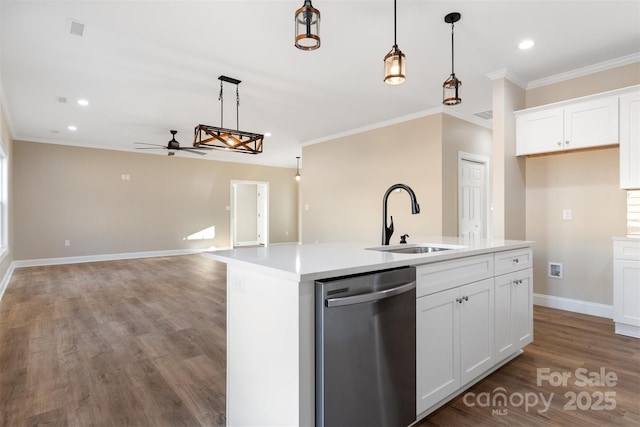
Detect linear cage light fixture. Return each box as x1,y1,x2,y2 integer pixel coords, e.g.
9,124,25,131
194,75,264,154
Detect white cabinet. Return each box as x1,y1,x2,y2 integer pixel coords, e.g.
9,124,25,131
495,268,533,359
516,96,619,156
416,276,494,414
613,239,640,338
619,91,640,189
494,248,533,359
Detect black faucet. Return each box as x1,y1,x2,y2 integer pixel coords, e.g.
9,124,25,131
382,184,420,245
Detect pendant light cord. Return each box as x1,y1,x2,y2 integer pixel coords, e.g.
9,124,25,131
393,0,398,48
451,22,455,75
219,80,224,128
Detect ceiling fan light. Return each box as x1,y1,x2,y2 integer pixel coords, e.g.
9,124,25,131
295,0,320,51
443,74,462,105
384,46,406,85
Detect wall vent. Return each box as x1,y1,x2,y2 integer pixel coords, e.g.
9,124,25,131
473,110,493,120
67,19,85,36
56,96,67,103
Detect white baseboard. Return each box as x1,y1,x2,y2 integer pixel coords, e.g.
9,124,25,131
0,261,16,302
533,293,613,319
614,323,640,338
12,248,204,268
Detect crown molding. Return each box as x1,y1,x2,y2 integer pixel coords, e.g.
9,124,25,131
486,68,527,89
527,53,640,90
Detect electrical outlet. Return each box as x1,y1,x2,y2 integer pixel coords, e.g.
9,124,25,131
562,209,572,220
64,240,70,246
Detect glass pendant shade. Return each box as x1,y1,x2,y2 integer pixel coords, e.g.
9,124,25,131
443,74,462,105
295,0,320,51
384,46,406,85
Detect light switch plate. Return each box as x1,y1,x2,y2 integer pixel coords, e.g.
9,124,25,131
563,209,572,220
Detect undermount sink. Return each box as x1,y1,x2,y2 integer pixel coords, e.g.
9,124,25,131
367,243,467,254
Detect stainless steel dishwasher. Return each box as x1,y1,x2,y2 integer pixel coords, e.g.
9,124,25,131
315,266,416,427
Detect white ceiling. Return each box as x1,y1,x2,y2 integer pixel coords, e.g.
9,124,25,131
1,0,639,168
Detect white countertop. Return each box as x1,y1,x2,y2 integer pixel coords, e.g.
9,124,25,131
201,236,534,282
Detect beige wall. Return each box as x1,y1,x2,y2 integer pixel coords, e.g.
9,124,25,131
13,141,298,260
526,62,640,108
492,78,526,240
0,103,13,280
524,63,639,305
301,113,492,244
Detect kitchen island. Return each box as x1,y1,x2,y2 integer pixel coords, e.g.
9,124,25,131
202,236,534,426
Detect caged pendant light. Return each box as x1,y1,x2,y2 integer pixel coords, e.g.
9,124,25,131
383,0,405,85
295,0,321,51
443,12,462,105
194,76,264,154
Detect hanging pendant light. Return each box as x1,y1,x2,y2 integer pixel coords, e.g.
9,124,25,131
443,12,462,105
194,76,264,154
295,0,320,51
383,0,405,85
295,156,301,181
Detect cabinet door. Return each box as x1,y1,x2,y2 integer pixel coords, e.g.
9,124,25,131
459,278,494,385
516,107,564,155
513,269,533,348
613,259,640,327
564,97,619,150
619,91,640,189
494,273,515,360
416,287,460,414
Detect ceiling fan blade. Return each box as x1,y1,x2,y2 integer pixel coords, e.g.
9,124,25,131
135,147,167,150
135,142,165,147
180,148,207,155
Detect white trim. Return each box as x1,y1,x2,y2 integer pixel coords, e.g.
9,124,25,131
301,107,492,147
533,293,613,319
12,248,203,268
0,261,16,303
527,54,640,90
486,68,527,89
614,323,640,339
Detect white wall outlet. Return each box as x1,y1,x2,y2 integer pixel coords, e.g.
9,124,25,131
121,174,130,181
304,204,310,211
562,209,572,220
64,240,70,246
549,262,563,279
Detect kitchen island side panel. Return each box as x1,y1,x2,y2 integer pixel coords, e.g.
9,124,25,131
226,264,314,426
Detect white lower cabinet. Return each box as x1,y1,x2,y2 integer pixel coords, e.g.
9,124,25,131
416,278,494,414
494,268,533,359
415,247,534,419
613,239,640,337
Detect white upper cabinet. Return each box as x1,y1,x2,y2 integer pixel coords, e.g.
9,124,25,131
516,96,619,156
619,90,640,189
516,107,564,155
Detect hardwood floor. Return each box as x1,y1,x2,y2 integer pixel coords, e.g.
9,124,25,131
0,255,638,426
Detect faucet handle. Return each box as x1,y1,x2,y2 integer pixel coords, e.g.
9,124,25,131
400,234,409,244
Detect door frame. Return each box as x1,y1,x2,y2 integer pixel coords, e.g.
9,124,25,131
230,180,269,247
458,152,491,239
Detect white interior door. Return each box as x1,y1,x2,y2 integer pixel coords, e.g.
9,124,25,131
231,181,269,247
459,154,489,240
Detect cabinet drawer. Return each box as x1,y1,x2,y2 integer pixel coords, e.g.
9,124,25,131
494,248,533,276
614,240,640,261
416,254,493,298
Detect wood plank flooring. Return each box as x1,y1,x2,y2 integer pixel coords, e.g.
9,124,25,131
0,254,638,426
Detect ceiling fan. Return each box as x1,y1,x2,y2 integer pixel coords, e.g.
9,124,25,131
135,130,208,156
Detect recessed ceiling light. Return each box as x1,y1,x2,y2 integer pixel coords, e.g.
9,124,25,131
264,132,272,137
77,99,89,106
67,125,77,131
519,40,535,50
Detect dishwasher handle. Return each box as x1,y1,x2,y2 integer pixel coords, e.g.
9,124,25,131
325,281,416,308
